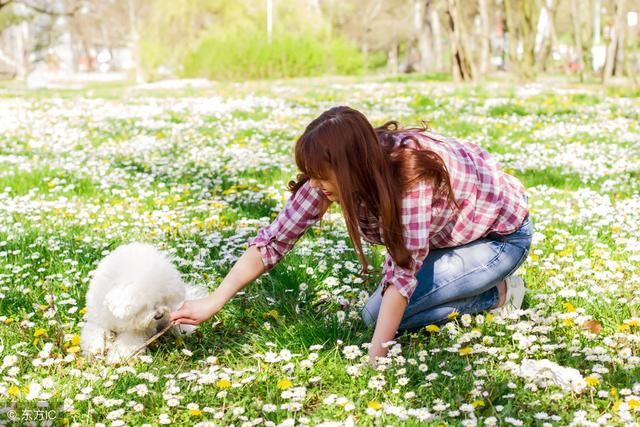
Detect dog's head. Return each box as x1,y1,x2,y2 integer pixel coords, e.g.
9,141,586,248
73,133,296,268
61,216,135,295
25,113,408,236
104,281,184,331
99,243,186,332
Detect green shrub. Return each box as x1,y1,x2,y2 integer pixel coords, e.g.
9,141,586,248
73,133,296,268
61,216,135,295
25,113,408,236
488,103,528,117
182,31,364,80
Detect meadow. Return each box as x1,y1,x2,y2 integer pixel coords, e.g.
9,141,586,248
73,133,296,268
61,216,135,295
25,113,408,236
0,77,639,426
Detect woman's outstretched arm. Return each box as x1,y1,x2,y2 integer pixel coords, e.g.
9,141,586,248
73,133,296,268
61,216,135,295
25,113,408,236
368,285,408,366
170,245,265,325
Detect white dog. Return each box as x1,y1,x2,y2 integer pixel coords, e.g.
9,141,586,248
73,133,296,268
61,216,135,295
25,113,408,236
80,242,208,364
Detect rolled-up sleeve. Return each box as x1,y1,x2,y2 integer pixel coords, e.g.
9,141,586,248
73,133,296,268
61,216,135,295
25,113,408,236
380,180,433,301
247,180,326,271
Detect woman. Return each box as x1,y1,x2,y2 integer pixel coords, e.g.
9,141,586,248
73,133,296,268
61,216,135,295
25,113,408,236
170,106,533,366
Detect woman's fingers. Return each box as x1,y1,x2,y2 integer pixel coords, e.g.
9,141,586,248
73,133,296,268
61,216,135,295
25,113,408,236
170,305,189,322
174,318,199,326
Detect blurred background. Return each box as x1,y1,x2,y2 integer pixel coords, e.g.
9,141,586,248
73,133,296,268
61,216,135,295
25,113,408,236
0,0,638,87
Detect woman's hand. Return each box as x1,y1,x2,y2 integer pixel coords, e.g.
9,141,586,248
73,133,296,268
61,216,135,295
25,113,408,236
368,343,387,369
367,285,408,368
170,295,223,326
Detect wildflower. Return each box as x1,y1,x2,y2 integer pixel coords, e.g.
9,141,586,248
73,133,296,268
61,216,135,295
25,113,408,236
472,400,484,408
277,379,293,390
367,401,383,410
342,345,362,360
585,376,599,387
461,314,472,327
216,379,231,389
458,347,473,356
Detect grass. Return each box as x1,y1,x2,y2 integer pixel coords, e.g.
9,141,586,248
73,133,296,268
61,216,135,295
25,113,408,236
0,77,639,426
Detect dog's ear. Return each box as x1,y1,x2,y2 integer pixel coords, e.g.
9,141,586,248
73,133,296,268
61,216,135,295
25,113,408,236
104,283,139,320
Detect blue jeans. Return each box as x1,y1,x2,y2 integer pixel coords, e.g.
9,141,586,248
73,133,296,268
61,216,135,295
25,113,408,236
362,213,534,331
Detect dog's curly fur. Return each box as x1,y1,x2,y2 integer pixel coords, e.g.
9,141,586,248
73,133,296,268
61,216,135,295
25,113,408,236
80,242,208,364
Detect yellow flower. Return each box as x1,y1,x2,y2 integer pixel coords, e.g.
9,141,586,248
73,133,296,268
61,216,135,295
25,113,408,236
216,379,231,389
424,325,440,333
367,401,383,410
188,409,202,416
67,346,81,354
585,376,599,387
34,328,46,337
458,347,473,356
8,386,19,397
626,319,640,327
447,311,459,320
563,318,574,326
264,309,279,320
472,400,485,408
80,307,88,315
610,387,618,397
71,335,81,346
613,400,622,411
277,379,293,390
628,399,640,410
485,313,494,322
618,324,630,332
563,302,576,312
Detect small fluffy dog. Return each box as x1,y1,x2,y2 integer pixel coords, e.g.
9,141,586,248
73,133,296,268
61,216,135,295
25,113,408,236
80,242,208,364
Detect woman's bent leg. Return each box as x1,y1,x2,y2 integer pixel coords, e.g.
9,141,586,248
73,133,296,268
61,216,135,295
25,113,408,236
362,216,533,329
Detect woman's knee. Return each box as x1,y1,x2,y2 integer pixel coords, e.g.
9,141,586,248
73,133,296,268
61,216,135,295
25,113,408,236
361,287,382,327
361,305,377,327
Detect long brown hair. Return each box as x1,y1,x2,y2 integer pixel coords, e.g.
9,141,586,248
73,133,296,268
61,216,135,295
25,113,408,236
288,106,459,275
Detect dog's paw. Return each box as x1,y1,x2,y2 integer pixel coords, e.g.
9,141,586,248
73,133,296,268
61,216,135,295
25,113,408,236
80,323,114,357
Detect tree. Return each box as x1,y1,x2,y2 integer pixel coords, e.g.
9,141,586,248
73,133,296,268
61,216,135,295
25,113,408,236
570,0,586,81
477,0,491,77
446,0,476,81
503,0,540,80
535,0,560,74
0,0,80,79
603,0,628,83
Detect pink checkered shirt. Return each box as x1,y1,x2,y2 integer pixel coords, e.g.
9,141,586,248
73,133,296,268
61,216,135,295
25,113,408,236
247,130,529,300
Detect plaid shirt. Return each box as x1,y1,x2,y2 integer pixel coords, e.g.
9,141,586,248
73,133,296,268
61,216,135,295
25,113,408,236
247,130,529,300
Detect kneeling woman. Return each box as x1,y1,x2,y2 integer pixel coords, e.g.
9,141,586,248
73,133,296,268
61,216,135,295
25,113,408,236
171,106,534,366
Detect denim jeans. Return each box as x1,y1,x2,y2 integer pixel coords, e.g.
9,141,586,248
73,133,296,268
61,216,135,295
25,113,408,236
362,212,534,331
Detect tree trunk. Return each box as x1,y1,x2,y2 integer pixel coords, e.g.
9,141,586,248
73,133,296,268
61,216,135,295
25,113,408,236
478,0,491,77
535,0,559,73
504,0,539,81
127,0,145,83
431,7,444,72
446,0,476,81
388,41,399,75
570,0,585,82
414,0,434,73
603,0,627,83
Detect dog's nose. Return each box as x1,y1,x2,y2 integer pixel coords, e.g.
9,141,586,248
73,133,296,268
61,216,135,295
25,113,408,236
153,312,165,320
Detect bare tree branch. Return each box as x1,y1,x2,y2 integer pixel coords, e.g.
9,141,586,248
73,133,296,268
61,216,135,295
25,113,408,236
0,0,14,11
17,0,81,17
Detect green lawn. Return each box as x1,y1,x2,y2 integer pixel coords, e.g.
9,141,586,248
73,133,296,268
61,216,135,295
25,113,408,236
0,77,639,426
